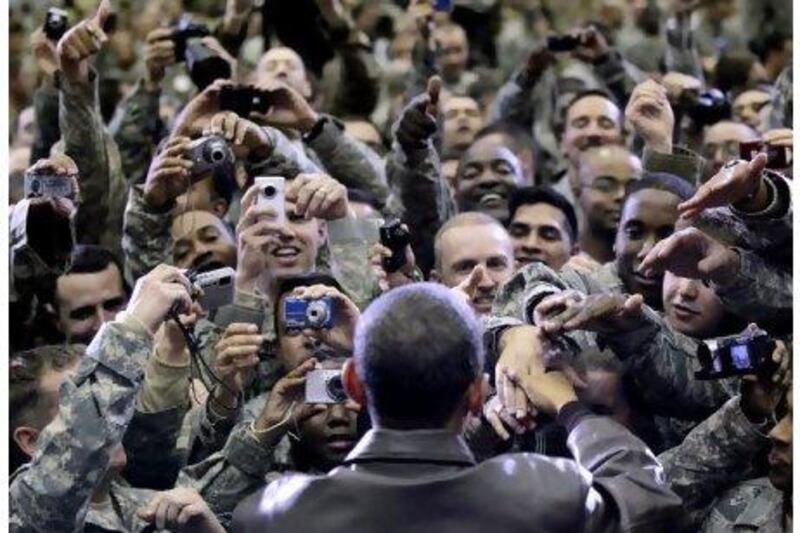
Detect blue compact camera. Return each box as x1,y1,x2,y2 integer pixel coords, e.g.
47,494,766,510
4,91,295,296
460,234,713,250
283,297,334,329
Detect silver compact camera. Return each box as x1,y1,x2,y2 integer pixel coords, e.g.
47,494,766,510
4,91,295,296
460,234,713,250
189,266,235,310
24,173,76,199
186,135,234,178
305,369,347,404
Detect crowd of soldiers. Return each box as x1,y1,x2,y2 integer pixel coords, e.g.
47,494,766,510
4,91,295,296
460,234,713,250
7,0,794,531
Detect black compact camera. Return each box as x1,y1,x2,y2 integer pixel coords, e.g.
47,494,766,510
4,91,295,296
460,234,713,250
44,8,69,42
380,219,410,274
220,86,274,117
740,140,791,170
185,135,234,179
685,89,731,126
546,34,582,52
172,16,231,89
695,329,777,380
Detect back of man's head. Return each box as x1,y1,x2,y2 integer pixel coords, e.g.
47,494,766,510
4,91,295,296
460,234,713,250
354,283,484,429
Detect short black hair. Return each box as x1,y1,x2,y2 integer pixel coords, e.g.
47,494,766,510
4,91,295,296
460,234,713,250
210,163,236,205
10,344,84,472
623,171,696,210
508,186,578,243
354,283,483,429
273,272,346,335
41,245,129,308
565,88,620,116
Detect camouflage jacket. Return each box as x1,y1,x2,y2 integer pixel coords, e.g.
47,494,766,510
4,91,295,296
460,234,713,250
109,80,163,187
700,478,787,533
31,80,61,164
385,139,455,276
770,66,792,130
659,395,772,529
9,319,153,532
59,69,128,257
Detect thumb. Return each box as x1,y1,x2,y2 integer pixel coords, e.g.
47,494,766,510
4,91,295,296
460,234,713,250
426,75,442,115
622,293,644,316
747,152,768,178
93,0,113,28
459,264,486,297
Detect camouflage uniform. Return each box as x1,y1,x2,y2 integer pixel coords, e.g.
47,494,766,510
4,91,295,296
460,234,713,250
109,81,164,187
700,478,787,532
8,318,157,531
659,395,779,532
31,79,61,164
59,69,128,257
770,66,792,129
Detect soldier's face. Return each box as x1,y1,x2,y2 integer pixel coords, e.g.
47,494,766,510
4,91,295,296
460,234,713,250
436,224,515,315
508,203,574,271
297,401,360,470
662,272,726,338
576,148,642,234
262,200,325,282
732,90,772,133
443,97,483,153
561,96,623,169
55,264,127,345
614,189,680,310
433,27,468,82
768,390,792,492
456,138,525,221
701,121,759,179
171,210,237,271
255,47,311,99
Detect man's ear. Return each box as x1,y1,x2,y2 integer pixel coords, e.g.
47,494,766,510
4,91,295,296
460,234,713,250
466,373,489,417
429,269,441,282
343,358,366,406
571,243,581,256
13,426,39,459
43,302,64,333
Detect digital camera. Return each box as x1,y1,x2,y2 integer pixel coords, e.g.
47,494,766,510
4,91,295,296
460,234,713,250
188,266,235,310
740,140,791,170
283,297,334,329
185,136,234,179
305,369,347,403
44,8,69,42
24,173,76,200
172,16,231,89
686,89,731,126
695,328,776,380
220,86,274,117
379,219,410,273
546,34,582,52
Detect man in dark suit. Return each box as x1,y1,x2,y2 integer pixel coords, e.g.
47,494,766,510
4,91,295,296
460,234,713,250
232,282,683,533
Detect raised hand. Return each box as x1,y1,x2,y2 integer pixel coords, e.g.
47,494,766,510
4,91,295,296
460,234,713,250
394,75,441,150
143,27,176,91
203,111,273,160
534,291,644,335
288,284,361,352
286,173,350,220
625,79,675,154
143,136,193,209
56,0,113,82
125,264,194,334
678,154,768,218
250,82,318,132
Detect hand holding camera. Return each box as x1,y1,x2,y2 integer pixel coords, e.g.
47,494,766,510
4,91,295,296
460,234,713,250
678,153,769,218
143,136,194,209
286,173,351,220
171,78,235,138
125,264,194,335
144,27,176,92
556,25,610,64
254,358,327,442
155,300,206,366
56,0,113,83
286,284,360,352
212,323,264,408
370,223,416,293
203,111,273,161
625,79,675,154
249,82,318,133
740,339,791,422
533,291,644,336
394,76,441,150
638,227,740,287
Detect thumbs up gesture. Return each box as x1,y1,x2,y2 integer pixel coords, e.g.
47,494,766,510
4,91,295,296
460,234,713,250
57,0,114,82
394,75,441,150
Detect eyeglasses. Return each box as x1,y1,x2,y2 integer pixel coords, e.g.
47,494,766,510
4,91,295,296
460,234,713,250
702,141,740,159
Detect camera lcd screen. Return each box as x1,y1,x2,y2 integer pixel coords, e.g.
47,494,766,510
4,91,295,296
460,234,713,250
730,344,752,370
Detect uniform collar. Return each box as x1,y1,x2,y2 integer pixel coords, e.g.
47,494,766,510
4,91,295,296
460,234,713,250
344,428,476,467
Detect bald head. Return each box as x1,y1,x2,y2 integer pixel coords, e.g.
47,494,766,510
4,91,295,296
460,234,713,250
702,120,760,177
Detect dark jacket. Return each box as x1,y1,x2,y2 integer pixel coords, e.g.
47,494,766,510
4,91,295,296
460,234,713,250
232,408,683,532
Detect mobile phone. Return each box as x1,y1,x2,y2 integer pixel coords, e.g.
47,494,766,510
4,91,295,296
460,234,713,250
255,176,285,224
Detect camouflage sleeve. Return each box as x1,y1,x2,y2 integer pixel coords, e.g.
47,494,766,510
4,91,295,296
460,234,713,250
305,115,389,208
246,127,323,179
659,395,771,528
325,216,381,309
320,34,380,119
599,307,737,420
122,184,172,286
109,80,162,186
729,170,792,245
664,15,705,81
486,76,536,131
176,423,286,530
9,319,152,532
31,80,61,163
136,352,191,413
386,140,455,276
59,70,128,255
769,66,792,129
642,146,706,185
713,249,792,331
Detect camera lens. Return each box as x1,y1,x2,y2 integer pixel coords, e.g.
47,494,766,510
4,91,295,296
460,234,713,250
306,300,329,327
326,375,347,402
263,185,277,198
210,147,225,162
